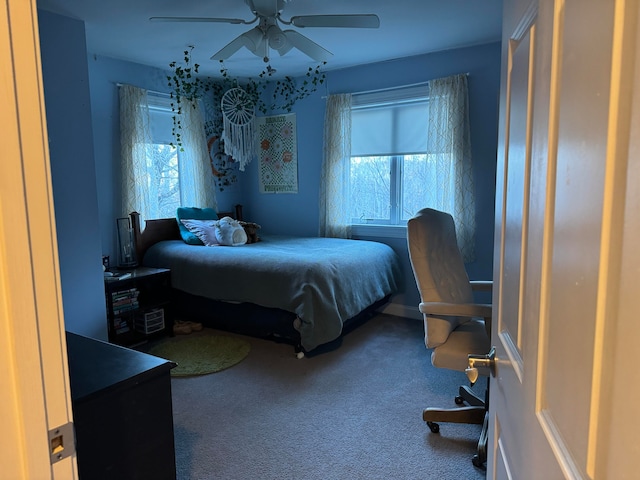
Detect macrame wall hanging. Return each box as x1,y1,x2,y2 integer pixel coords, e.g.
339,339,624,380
220,87,256,171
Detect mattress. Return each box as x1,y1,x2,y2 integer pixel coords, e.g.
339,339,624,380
142,234,400,351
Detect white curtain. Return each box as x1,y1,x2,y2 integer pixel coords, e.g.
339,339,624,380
179,99,217,210
426,74,476,261
319,93,352,238
120,85,153,219
120,85,217,221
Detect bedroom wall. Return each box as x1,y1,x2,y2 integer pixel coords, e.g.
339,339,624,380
240,42,502,314
37,9,107,340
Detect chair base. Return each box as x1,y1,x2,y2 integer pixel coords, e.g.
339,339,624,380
424,406,488,469
472,411,489,469
423,405,486,425
423,388,489,470
457,385,484,407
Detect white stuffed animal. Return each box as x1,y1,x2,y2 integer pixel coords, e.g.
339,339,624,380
215,216,248,246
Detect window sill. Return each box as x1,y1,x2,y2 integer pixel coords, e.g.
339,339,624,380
351,224,407,239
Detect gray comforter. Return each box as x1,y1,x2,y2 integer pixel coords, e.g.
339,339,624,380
143,235,400,351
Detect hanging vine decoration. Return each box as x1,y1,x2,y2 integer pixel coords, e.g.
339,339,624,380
255,63,327,114
167,46,210,149
167,48,326,190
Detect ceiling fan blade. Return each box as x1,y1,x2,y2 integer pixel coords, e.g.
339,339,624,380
211,36,247,61
283,30,332,62
275,43,294,57
290,14,380,29
150,16,251,25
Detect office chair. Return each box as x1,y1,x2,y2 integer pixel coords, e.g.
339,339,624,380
407,208,492,468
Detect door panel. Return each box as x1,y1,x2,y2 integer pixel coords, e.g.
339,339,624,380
491,0,637,478
542,0,614,468
500,27,532,364
492,2,538,474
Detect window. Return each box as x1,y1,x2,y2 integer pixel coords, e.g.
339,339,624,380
320,75,474,259
119,84,216,223
349,85,430,225
147,96,181,219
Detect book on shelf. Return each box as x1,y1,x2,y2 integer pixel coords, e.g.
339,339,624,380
113,303,139,314
113,317,130,334
111,288,139,300
105,271,133,281
115,325,130,334
112,296,139,307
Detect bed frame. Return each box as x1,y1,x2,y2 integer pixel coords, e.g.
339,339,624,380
129,207,387,355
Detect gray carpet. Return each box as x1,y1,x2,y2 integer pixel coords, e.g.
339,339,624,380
168,314,486,479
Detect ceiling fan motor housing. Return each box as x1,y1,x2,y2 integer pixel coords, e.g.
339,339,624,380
247,0,288,17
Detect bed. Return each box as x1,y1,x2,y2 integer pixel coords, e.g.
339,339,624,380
131,208,400,354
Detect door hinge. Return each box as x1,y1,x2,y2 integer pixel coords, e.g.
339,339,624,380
48,422,75,464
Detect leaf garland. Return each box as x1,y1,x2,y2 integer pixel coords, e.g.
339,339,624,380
167,47,326,190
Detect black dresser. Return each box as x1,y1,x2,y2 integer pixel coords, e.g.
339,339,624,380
66,332,177,479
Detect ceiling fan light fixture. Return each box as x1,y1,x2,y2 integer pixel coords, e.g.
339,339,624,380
240,27,265,54
276,43,294,57
266,25,287,50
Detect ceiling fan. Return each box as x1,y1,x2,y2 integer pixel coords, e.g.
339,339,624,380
150,0,380,63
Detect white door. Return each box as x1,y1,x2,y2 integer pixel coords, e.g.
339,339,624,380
490,0,640,477
0,0,77,477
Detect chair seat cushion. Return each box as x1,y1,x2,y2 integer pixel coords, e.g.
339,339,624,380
430,319,490,372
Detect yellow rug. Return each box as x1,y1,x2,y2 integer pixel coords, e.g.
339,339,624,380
147,329,251,376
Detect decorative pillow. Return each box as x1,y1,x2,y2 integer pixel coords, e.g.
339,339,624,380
179,219,221,247
176,207,218,245
215,217,248,246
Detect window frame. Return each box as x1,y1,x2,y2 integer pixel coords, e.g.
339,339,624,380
145,94,187,218
349,85,430,235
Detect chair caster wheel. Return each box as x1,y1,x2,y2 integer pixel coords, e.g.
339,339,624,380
472,454,486,470
455,395,464,405
426,421,440,433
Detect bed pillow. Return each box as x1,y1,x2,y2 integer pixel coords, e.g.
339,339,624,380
179,219,221,247
176,207,218,245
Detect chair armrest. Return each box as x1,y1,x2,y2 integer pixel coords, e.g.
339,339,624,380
419,301,492,319
470,280,493,291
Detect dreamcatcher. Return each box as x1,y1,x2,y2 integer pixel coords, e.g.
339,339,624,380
220,87,256,171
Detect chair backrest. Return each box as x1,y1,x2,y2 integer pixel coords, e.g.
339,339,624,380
407,208,474,348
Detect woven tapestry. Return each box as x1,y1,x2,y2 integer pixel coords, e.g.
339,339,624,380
256,113,298,193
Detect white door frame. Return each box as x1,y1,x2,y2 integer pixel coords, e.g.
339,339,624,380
0,0,77,477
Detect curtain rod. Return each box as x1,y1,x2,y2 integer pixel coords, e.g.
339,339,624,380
322,72,469,99
353,80,430,97
114,82,171,98
322,81,428,100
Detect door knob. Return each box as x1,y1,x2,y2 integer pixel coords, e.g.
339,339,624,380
465,346,496,385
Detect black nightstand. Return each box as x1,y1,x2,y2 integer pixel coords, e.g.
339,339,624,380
104,267,172,346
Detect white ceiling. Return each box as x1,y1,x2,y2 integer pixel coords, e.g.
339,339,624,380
37,0,503,79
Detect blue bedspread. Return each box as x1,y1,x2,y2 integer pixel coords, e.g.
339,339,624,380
143,235,400,351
